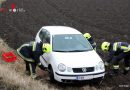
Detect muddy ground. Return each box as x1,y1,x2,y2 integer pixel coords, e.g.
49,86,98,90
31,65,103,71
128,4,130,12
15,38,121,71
0,0,130,89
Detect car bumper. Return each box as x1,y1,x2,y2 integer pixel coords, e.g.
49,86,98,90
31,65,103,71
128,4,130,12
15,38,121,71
54,71,105,83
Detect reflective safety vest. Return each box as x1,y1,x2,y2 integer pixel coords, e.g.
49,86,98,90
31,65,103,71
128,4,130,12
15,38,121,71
17,41,43,62
113,42,130,52
107,42,130,62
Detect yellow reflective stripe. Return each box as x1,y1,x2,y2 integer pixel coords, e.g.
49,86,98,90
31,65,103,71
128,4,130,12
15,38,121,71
121,46,129,52
121,46,128,50
113,43,118,51
29,64,33,75
19,44,29,50
113,65,119,69
32,42,36,51
17,49,35,62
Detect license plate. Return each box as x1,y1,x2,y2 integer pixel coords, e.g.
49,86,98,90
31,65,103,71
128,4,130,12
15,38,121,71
76,76,85,80
76,75,93,80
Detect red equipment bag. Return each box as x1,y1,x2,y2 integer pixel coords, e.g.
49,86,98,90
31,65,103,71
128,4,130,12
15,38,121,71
2,51,17,62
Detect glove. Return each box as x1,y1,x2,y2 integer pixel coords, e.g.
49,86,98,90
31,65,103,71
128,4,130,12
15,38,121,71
104,61,109,66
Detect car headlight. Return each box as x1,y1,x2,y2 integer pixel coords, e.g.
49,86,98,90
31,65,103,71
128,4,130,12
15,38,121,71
58,63,66,72
95,61,105,71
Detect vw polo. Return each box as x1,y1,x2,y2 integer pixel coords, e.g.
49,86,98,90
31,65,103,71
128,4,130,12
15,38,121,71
35,26,105,83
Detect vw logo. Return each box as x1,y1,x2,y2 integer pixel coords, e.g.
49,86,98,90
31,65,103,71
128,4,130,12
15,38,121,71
82,68,87,72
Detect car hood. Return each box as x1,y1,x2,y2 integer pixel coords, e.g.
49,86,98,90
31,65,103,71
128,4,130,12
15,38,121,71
51,50,102,67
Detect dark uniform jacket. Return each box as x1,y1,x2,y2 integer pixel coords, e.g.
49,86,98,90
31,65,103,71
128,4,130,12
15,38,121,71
88,37,96,49
19,41,43,63
108,42,130,61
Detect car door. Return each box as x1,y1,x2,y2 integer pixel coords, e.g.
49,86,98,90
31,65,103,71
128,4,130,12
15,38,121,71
38,29,50,43
39,30,51,67
36,27,52,43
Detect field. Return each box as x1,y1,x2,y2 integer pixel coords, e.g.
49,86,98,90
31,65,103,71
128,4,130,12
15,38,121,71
0,0,130,89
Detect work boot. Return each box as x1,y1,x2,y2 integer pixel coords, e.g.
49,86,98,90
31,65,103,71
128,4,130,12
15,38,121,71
31,74,41,80
31,74,37,79
122,70,129,75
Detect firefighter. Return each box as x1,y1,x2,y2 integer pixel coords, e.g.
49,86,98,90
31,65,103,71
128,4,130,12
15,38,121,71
17,41,52,79
101,41,130,75
83,33,96,50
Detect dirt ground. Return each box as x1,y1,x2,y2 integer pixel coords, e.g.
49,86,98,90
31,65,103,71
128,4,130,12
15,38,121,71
0,0,130,89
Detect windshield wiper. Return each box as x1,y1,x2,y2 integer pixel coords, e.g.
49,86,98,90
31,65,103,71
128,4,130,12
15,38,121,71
53,50,69,52
53,49,92,52
67,50,88,52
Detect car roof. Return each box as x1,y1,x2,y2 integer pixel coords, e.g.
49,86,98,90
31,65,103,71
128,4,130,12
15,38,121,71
42,26,82,35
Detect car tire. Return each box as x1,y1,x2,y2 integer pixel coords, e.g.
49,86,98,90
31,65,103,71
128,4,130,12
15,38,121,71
49,66,55,82
92,77,104,85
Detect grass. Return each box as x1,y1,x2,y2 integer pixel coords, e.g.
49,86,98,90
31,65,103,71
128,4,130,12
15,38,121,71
0,63,51,90
0,38,57,90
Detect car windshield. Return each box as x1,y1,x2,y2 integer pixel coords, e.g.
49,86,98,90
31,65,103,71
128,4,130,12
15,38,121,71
52,34,93,52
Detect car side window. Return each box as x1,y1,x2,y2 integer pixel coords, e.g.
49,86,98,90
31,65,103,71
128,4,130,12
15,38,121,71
45,34,50,43
39,29,50,43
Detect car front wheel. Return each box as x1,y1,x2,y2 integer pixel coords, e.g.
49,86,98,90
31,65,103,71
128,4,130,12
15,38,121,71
48,66,55,82
92,77,104,85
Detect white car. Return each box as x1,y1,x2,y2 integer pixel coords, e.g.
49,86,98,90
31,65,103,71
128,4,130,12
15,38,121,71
35,26,105,83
